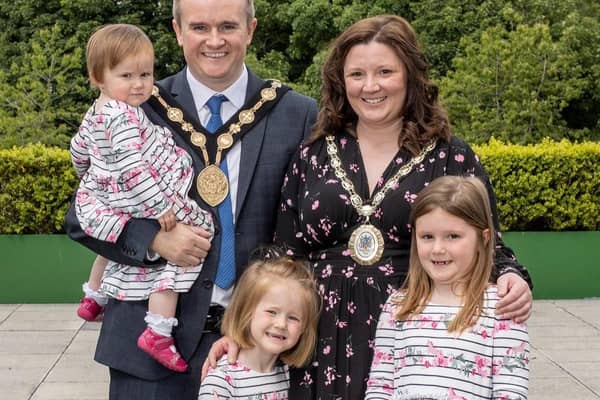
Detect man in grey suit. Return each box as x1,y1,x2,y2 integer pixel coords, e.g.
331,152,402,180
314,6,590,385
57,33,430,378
65,0,318,398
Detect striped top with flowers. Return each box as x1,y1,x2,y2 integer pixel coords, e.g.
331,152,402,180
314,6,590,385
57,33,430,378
365,286,529,400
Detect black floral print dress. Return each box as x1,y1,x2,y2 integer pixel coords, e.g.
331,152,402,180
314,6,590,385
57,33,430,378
275,132,523,400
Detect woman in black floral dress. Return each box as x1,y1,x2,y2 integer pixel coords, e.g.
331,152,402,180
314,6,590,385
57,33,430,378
203,14,533,400
273,15,533,400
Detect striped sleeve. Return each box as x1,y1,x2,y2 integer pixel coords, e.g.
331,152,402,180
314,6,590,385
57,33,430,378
198,369,234,399
70,125,91,179
491,315,530,399
103,105,170,217
365,293,399,399
76,104,171,242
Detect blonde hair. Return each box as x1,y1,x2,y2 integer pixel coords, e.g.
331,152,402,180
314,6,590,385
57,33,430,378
220,250,320,367
395,176,495,333
86,24,154,86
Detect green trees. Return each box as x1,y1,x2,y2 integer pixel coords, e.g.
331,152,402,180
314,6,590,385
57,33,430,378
441,24,585,144
0,0,598,148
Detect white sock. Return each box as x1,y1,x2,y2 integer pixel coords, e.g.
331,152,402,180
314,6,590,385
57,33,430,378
144,312,178,337
82,282,109,306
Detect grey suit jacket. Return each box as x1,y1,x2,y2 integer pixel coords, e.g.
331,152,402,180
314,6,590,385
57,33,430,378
65,68,318,379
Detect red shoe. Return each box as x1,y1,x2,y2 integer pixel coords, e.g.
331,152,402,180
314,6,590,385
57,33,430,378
137,327,188,372
76,297,104,321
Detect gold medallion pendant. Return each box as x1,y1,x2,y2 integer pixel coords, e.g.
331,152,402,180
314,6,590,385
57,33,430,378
197,165,229,207
325,135,437,266
151,80,282,207
348,223,385,265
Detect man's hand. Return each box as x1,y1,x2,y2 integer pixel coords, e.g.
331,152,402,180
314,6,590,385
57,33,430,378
201,336,239,381
158,208,177,232
150,223,211,267
496,272,533,323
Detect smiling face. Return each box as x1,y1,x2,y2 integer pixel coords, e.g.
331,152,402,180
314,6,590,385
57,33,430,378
414,207,481,293
248,279,305,365
95,53,154,107
172,0,256,92
343,41,408,130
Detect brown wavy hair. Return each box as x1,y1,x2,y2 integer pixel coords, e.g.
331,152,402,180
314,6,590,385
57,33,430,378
309,14,451,156
395,176,495,333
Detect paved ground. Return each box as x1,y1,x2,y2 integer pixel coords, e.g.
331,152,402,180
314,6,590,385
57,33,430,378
1,299,599,400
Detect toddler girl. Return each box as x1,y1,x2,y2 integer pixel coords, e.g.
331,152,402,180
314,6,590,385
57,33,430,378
198,247,320,399
365,176,529,399
70,24,214,372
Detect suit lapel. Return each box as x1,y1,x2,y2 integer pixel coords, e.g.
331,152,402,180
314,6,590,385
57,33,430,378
169,69,207,169
170,69,198,119
236,71,267,219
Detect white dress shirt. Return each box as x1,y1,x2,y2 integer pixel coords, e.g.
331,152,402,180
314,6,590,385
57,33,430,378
186,66,249,306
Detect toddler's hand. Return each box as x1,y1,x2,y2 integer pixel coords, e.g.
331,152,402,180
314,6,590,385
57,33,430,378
158,208,177,232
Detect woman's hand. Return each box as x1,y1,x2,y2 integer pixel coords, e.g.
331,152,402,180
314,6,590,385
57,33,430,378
496,273,533,323
201,336,239,381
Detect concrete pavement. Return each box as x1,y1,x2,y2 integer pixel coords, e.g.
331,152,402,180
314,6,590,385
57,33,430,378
1,299,599,399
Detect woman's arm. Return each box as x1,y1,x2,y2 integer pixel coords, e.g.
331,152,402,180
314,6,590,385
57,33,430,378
455,140,532,289
446,139,533,321
273,144,309,257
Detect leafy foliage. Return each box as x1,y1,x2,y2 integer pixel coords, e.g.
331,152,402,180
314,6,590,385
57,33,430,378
441,24,585,144
475,139,600,231
2,140,597,233
0,0,599,148
0,144,78,233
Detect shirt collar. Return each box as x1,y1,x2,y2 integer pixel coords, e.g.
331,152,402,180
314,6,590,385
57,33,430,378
186,65,248,111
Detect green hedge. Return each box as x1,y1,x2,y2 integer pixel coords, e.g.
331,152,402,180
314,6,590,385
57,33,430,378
0,144,77,233
474,138,600,231
0,140,598,234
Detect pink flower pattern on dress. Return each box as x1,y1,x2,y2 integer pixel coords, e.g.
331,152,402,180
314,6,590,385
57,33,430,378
72,100,213,301
274,133,512,399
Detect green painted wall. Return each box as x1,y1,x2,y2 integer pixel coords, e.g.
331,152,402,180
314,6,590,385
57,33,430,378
0,232,598,302
1,235,94,303
503,231,600,300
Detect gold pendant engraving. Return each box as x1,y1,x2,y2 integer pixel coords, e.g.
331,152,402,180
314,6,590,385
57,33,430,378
239,110,255,124
191,132,206,147
217,133,234,149
348,223,384,265
261,87,277,101
196,165,229,207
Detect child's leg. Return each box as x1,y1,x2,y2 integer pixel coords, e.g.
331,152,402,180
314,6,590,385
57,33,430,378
145,290,179,336
138,290,188,372
77,256,109,321
82,255,109,307
88,255,108,291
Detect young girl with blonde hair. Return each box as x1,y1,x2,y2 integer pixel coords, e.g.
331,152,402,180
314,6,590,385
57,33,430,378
199,248,320,399
366,176,529,399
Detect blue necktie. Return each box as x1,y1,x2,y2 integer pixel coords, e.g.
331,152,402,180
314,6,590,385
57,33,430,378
205,95,236,289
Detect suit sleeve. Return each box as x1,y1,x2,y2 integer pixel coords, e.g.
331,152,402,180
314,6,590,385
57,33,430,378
446,139,533,289
65,199,162,266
